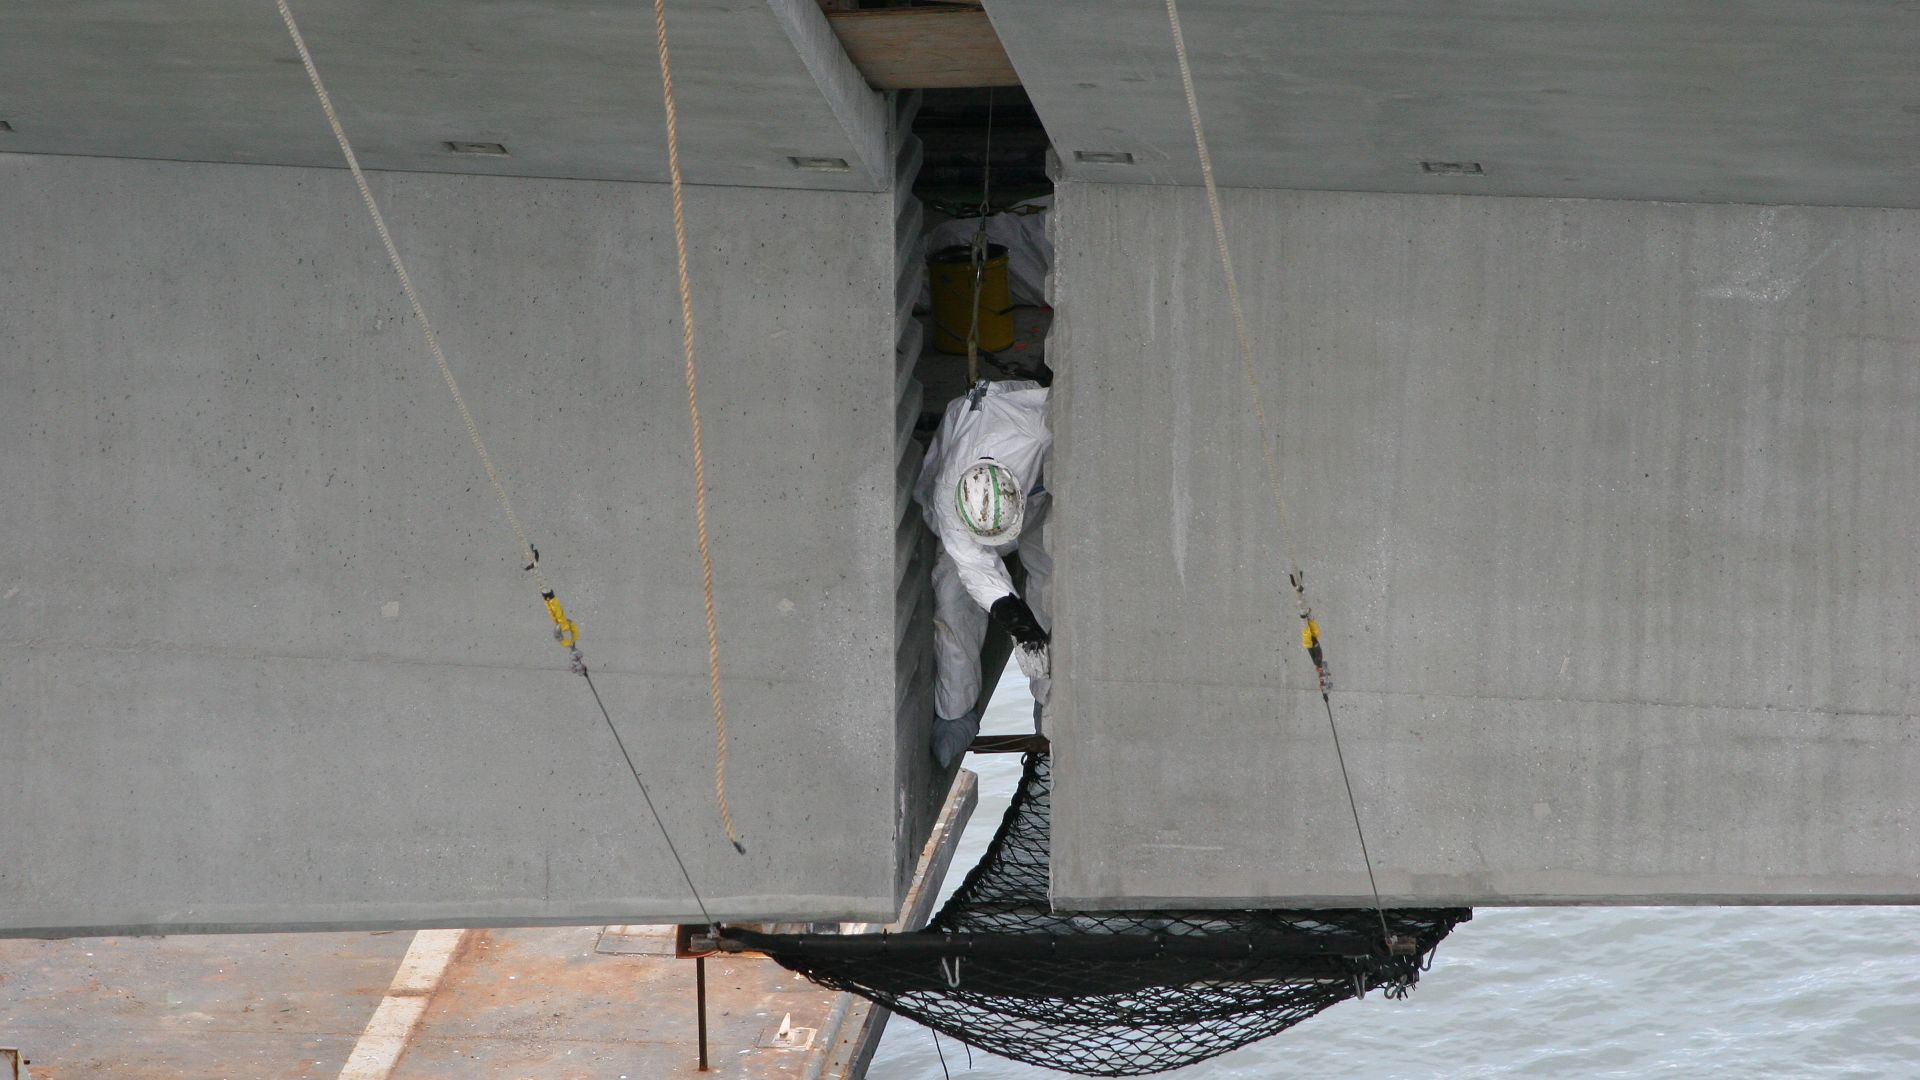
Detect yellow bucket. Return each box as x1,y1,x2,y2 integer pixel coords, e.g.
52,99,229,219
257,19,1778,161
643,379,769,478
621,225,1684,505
929,243,1014,354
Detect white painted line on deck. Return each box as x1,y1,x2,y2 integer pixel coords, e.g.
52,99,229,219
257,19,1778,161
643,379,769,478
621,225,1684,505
337,929,466,1080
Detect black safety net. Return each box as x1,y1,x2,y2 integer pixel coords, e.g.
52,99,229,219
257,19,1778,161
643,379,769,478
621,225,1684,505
723,753,1471,1076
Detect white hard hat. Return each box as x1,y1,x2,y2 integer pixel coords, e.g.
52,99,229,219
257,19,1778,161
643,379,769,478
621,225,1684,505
954,459,1024,541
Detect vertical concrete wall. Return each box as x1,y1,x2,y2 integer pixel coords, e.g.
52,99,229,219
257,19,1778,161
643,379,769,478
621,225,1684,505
0,151,919,933
1048,182,1920,907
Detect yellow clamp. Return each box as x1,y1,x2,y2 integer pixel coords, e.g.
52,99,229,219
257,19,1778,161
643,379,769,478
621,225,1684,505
542,590,579,649
1300,617,1321,652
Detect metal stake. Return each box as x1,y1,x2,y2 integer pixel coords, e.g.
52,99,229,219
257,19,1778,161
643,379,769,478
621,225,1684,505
695,955,710,1071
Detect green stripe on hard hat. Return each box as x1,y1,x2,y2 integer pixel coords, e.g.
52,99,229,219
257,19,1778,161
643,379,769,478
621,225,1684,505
956,460,1022,539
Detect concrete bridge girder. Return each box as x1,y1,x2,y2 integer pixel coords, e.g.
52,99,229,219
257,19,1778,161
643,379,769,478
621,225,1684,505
1046,181,1920,907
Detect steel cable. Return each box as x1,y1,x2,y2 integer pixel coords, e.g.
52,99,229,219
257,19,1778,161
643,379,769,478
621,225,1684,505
272,0,727,922
1162,0,1393,946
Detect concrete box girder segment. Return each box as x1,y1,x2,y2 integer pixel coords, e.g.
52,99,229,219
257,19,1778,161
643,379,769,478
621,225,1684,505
0,0,890,190
987,0,1920,208
1047,182,1920,908
0,152,919,935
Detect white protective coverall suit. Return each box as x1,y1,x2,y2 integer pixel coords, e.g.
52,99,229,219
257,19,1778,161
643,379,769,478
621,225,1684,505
914,380,1052,766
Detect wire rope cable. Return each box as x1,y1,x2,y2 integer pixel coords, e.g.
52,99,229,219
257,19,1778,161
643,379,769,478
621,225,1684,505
1320,693,1391,945
965,87,997,386
272,0,725,921
651,0,746,855
1162,0,1393,947
583,669,717,928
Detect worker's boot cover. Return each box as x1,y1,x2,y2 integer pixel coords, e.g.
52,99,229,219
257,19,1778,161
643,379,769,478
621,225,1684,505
931,708,982,769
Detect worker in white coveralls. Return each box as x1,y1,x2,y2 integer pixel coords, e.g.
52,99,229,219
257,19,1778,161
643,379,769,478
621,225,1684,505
916,379,1053,768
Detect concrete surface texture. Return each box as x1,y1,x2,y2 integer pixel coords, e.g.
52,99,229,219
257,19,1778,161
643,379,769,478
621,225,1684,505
0,151,917,933
1046,181,1920,907
987,0,1920,207
0,0,889,191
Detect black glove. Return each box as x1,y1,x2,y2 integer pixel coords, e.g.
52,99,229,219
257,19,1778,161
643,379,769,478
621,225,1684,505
989,594,1049,648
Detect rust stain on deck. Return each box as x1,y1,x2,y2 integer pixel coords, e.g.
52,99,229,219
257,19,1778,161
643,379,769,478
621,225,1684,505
0,927,846,1079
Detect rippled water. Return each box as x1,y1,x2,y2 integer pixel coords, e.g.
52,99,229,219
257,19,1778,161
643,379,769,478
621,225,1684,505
871,673,1920,1079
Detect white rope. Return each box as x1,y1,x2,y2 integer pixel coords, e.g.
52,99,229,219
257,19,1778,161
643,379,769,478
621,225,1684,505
1163,0,1393,942
273,0,547,597
273,0,737,913
1161,0,1292,549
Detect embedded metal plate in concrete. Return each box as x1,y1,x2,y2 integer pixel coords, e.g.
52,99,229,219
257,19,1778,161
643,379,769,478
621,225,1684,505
0,0,888,190
1047,181,1920,907
988,0,1920,208
0,153,907,933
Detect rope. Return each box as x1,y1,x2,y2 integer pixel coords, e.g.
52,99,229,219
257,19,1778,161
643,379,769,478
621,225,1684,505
652,0,745,854
931,1029,952,1080
1162,0,1288,536
272,0,723,917
584,668,717,929
965,87,997,386
272,0,543,595
1162,0,1393,947
1319,693,1391,946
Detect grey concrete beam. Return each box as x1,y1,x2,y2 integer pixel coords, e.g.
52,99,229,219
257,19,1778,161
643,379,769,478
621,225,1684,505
0,1,887,191
988,0,1920,208
0,153,907,934
1047,181,1920,906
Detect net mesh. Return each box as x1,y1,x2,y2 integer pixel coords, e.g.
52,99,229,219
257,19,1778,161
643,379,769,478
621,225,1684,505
724,753,1471,1076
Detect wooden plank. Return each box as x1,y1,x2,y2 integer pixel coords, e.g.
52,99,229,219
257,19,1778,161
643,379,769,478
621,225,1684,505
827,9,1019,89
812,768,980,1078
